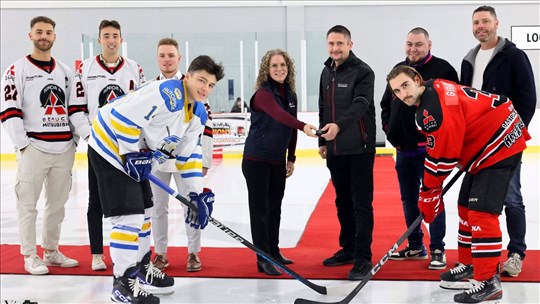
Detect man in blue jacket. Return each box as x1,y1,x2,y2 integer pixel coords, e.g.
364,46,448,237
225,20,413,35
461,5,537,278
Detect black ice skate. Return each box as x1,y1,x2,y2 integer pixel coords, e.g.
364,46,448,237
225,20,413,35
111,265,160,304
137,251,175,295
453,274,502,303
440,263,475,290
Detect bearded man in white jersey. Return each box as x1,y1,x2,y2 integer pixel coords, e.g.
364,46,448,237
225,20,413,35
70,19,146,271
0,16,89,275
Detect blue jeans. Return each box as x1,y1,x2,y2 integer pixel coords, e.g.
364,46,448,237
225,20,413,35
504,161,527,259
395,151,446,252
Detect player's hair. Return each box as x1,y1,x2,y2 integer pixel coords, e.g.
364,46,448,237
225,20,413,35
386,65,424,86
473,5,497,19
408,27,430,39
157,38,179,50
187,55,225,81
30,16,56,29
255,49,296,91
98,20,122,37
326,25,351,40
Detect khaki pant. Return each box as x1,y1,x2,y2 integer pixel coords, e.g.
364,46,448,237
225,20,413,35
15,144,75,255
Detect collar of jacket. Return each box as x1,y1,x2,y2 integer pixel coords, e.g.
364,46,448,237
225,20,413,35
405,51,433,69
324,50,359,70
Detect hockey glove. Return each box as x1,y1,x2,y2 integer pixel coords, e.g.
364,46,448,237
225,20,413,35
124,152,153,182
185,188,215,229
153,135,181,164
418,187,444,224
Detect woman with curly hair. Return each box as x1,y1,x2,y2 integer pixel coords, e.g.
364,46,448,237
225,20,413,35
242,49,317,276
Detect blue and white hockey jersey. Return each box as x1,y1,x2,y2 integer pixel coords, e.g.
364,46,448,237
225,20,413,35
88,78,208,193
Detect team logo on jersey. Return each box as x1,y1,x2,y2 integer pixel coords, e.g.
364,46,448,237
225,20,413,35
422,109,438,131
99,84,125,107
40,84,66,115
4,65,16,81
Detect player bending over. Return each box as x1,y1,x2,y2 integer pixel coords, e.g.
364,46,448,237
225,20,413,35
88,55,224,303
387,65,529,304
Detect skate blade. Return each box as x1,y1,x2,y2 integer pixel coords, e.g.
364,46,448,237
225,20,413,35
439,279,476,290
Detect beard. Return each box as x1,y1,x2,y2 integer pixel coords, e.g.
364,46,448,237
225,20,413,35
33,39,54,52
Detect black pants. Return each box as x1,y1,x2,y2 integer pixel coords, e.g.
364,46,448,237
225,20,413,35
242,158,286,261
87,153,104,255
327,152,375,263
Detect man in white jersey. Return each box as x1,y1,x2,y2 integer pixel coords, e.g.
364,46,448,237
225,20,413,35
0,16,88,275
70,19,146,271
88,55,224,303
460,5,536,279
149,38,214,272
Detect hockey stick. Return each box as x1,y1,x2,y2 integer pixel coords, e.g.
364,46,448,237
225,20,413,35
294,169,464,304
147,173,358,295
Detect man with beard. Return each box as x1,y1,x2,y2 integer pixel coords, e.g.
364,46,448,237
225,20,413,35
70,19,146,272
0,16,88,275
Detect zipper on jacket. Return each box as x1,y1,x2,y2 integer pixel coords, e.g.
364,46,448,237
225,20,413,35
331,74,338,154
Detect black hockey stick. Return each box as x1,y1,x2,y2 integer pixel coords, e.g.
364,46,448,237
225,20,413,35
294,169,464,304
148,173,358,295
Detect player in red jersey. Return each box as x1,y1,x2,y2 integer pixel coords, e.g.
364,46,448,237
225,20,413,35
386,65,530,303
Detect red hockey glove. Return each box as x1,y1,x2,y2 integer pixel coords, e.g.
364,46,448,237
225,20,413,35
418,187,444,224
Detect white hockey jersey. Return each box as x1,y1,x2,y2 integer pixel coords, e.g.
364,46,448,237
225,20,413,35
0,55,85,153
152,71,214,171
71,55,146,139
88,78,208,193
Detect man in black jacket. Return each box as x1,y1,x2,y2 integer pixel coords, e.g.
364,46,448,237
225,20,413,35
461,5,536,278
380,27,459,270
318,25,376,281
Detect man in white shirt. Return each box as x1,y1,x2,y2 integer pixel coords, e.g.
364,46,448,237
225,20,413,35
149,38,214,272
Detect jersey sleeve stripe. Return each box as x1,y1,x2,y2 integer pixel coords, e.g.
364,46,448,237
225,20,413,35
0,108,23,122
68,105,88,116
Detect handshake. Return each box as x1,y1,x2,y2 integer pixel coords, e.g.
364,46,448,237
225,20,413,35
123,135,181,182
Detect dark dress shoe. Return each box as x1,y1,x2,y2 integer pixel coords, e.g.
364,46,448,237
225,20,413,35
272,252,293,265
257,261,282,276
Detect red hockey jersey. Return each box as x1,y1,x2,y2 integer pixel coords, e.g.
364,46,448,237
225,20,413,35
416,79,530,190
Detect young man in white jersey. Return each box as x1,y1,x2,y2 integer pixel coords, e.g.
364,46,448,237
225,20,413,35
149,38,214,272
0,16,88,275
88,55,224,303
70,19,146,271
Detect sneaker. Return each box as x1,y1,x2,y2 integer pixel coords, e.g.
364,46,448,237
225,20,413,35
453,274,502,303
347,260,372,281
43,250,78,267
92,254,107,271
389,245,428,260
24,254,49,275
322,249,354,266
429,249,447,270
501,253,522,277
186,253,202,272
111,266,160,304
137,251,175,295
440,263,475,290
152,254,169,271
